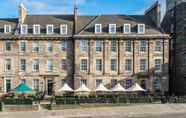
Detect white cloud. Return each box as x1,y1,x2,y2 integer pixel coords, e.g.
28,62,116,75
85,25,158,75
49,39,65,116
29,1,48,9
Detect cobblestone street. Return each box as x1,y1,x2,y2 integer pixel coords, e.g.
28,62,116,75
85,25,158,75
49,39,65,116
1,104,186,118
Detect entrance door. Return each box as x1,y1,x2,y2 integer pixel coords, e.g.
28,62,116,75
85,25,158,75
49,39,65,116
6,80,11,93
47,80,53,95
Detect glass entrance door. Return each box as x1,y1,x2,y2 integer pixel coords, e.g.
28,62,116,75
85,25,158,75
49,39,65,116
47,80,53,95
5,80,11,93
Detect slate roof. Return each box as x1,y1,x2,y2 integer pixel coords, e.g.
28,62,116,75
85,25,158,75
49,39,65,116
23,15,74,37
75,15,168,38
0,14,169,39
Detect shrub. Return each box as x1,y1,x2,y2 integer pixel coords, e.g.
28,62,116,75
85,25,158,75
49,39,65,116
3,98,33,105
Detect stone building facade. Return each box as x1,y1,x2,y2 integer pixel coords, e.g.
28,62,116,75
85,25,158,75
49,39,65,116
0,2,169,95
162,1,186,95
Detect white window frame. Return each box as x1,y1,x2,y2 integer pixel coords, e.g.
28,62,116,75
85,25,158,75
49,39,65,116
60,24,68,35
96,40,102,52
20,59,26,72
33,24,40,35
95,24,102,34
96,59,102,72
32,59,39,72
46,24,54,35
111,59,117,72
139,59,147,72
80,58,88,72
109,24,116,34
4,25,11,33
19,41,27,52
32,41,40,53
4,58,11,72
20,24,28,34
123,24,131,34
155,40,162,53
47,59,53,72
154,58,162,73
47,41,53,52
138,24,145,34
125,59,132,72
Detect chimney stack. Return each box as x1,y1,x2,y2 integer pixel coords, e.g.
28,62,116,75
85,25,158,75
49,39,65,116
73,0,78,34
19,1,27,24
145,1,161,27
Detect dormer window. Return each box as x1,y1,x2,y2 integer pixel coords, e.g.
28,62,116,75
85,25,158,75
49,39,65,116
138,24,145,34
109,24,116,34
20,24,28,34
60,24,68,35
4,25,11,33
95,24,102,34
33,24,40,35
123,24,131,34
46,25,54,34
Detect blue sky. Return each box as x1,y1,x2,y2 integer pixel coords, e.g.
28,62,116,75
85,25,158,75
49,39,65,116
0,0,166,18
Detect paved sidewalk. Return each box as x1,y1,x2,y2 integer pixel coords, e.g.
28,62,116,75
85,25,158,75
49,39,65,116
1,104,186,118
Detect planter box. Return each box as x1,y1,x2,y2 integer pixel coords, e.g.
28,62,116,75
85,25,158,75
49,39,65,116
2,104,39,112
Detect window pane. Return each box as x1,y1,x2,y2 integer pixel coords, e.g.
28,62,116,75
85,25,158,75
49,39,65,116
96,40,102,52
96,79,102,87
80,59,88,71
33,79,39,91
96,59,102,71
111,40,117,52
80,40,88,52
125,59,132,71
6,80,11,93
140,59,147,72
80,79,87,86
5,41,11,51
140,40,147,52
125,40,132,52
20,41,26,52
61,25,67,34
32,59,39,72
155,59,161,72
32,41,39,52
48,41,53,52
20,59,26,71
5,59,11,71
47,60,53,72
111,59,117,71
61,41,67,51
155,40,162,52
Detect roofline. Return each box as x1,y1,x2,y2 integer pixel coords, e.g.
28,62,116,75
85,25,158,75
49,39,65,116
145,1,159,14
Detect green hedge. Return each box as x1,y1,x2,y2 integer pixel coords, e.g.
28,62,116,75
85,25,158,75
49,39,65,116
55,95,186,105
3,98,33,105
